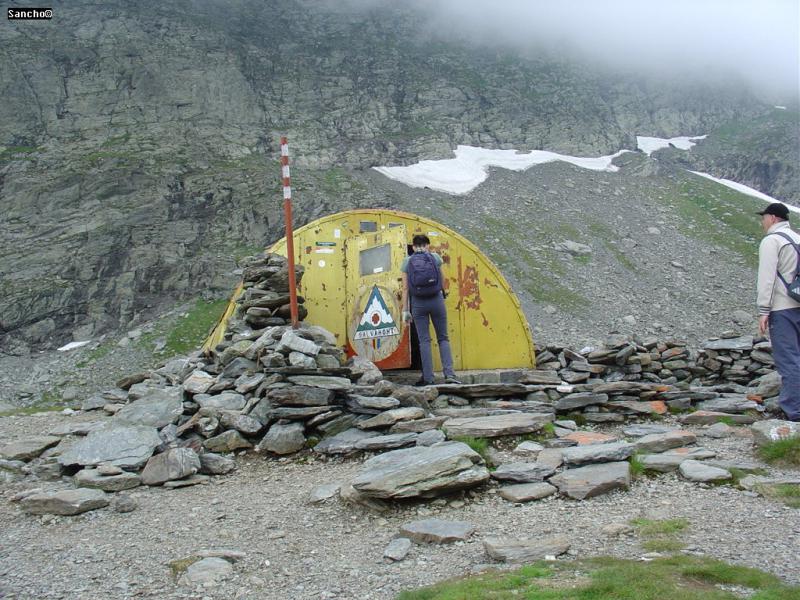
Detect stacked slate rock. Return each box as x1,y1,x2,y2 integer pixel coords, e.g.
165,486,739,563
6,320,790,515
233,253,308,330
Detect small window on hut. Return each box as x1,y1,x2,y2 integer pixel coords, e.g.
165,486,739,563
359,221,378,233
360,244,391,276
388,222,403,229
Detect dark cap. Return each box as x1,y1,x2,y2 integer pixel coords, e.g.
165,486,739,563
757,202,790,219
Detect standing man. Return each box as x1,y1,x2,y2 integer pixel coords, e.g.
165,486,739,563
757,202,800,421
401,234,461,386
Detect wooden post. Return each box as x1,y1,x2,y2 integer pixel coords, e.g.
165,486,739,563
280,136,300,329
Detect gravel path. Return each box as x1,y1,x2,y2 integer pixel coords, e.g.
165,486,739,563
1,412,798,600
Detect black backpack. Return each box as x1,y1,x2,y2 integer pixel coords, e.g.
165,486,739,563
771,231,800,302
407,252,442,298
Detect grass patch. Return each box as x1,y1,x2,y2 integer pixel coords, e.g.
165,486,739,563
588,221,638,271
631,518,690,537
451,436,490,462
141,298,229,358
757,437,800,467
669,177,764,267
629,453,646,479
755,483,800,509
541,422,556,436
642,538,687,552
76,341,114,368
396,555,799,600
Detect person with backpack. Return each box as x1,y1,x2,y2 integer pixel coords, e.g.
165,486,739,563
401,234,461,386
757,202,800,421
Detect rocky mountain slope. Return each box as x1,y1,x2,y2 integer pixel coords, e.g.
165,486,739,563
0,0,797,351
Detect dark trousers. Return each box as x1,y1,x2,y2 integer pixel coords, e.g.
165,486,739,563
411,293,455,383
769,308,800,420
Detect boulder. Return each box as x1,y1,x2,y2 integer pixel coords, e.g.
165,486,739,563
58,422,161,469
350,442,490,499
115,387,183,428
678,460,732,482
549,462,630,500
203,431,252,453
483,536,570,563
751,420,800,447
194,392,247,411
141,448,201,485
354,433,419,451
314,428,380,455
399,519,475,544
257,422,306,455
357,407,425,429
0,436,61,461
20,488,109,515
498,482,557,502
199,453,237,475
183,370,216,395
75,468,142,492
561,441,635,466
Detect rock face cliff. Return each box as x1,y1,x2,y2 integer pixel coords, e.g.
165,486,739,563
0,0,794,349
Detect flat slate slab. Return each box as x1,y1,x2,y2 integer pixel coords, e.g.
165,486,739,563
561,431,617,446
498,482,557,502
314,428,380,455
75,468,142,491
681,411,758,425
350,441,490,499
696,397,759,414
491,462,556,483
58,422,161,469
399,518,475,544
434,383,532,397
639,448,717,472
634,431,696,453
561,441,635,466
679,460,732,482
702,336,753,351
357,407,425,429
549,461,630,500
0,436,61,462
622,424,676,437
483,536,570,563
286,375,353,390
384,538,412,561
390,417,447,433
114,387,183,428
20,488,109,516
354,433,419,451
443,413,551,438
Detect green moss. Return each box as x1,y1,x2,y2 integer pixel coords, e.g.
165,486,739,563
628,453,646,479
76,342,114,368
642,538,686,552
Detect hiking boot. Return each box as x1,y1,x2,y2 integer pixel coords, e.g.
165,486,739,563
414,378,434,387
444,376,462,385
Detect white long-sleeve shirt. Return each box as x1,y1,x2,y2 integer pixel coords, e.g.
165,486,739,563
757,220,800,315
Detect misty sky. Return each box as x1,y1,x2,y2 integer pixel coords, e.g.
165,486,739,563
345,0,799,100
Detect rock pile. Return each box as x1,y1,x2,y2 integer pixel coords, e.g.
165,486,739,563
2,288,794,517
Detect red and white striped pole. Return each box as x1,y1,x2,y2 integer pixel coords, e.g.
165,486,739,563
280,136,300,329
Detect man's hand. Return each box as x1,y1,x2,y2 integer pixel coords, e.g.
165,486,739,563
758,315,770,336
402,311,412,323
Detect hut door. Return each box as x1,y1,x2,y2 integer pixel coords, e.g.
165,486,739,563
344,227,411,369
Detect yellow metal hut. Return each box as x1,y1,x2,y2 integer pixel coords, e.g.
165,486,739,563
205,209,535,371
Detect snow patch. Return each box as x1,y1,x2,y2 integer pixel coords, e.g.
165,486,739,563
57,340,92,352
373,145,629,195
636,135,707,156
775,105,787,110
689,171,800,214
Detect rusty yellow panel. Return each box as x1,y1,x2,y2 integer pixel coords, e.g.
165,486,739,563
268,209,535,370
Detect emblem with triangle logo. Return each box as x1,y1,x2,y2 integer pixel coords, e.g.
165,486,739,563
354,285,400,340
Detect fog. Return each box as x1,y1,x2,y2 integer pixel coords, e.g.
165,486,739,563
342,0,799,101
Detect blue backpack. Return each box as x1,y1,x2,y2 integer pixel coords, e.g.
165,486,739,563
408,252,442,298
